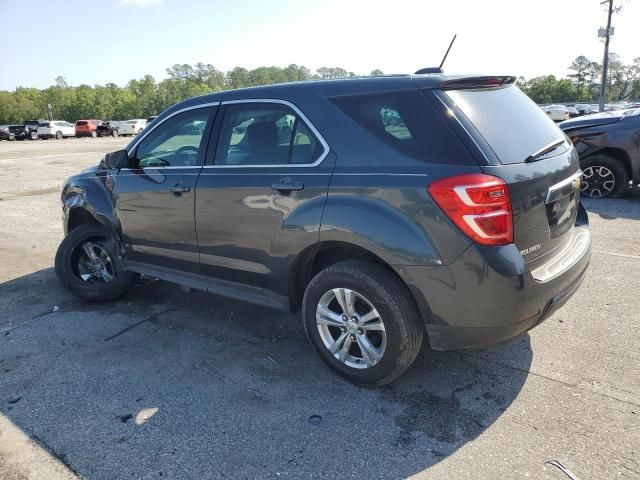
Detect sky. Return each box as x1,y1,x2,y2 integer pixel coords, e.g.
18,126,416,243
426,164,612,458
0,0,638,91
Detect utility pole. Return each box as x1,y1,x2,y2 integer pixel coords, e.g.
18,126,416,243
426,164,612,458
599,0,614,112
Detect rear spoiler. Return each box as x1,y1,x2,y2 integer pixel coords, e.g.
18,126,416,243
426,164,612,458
415,75,517,90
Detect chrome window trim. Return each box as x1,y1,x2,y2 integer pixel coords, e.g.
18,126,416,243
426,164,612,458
120,166,202,171
202,98,330,169
125,101,221,166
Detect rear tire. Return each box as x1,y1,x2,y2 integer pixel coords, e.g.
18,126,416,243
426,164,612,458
91,130,97,138
30,131,38,140
112,130,118,137
55,224,138,302
302,260,423,386
581,154,629,198
55,130,63,140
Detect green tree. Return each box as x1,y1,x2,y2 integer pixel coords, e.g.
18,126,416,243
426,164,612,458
520,75,575,104
317,67,349,79
568,55,591,101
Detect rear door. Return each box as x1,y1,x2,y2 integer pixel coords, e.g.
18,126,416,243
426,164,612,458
436,83,583,269
194,100,333,296
112,105,217,273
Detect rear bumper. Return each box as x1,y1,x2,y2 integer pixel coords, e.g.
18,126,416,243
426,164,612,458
396,218,591,351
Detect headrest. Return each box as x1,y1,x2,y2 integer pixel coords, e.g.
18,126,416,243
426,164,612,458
246,121,278,153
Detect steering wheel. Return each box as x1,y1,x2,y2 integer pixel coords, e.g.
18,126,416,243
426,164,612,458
174,146,199,166
176,146,199,156
143,157,171,167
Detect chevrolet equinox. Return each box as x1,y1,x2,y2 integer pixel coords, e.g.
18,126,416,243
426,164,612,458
55,74,591,386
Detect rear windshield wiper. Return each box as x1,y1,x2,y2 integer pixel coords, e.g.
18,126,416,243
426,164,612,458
524,137,565,163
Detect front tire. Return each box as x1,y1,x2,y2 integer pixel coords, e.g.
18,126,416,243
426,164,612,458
30,131,38,140
302,260,423,386
55,130,63,140
55,225,138,302
91,130,97,138
581,154,629,198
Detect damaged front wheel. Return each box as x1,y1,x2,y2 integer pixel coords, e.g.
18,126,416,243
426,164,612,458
55,224,138,301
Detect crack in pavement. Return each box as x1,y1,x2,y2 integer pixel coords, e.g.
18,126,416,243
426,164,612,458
103,308,176,341
475,357,640,408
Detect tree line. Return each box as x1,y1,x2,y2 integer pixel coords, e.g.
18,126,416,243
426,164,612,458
518,53,640,104
0,64,383,124
0,56,638,124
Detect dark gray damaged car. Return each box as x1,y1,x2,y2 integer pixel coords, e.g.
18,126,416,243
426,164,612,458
56,74,591,385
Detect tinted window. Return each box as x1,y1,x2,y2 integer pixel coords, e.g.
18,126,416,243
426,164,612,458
331,90,474,164
215,103,323,166
445,85,565,164
135,108,212,168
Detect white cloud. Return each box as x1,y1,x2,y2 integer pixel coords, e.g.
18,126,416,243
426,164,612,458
117,0,163,7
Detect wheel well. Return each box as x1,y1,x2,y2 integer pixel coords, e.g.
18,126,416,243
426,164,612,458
586,147,632,179
288,241,408,313
68,208,102,233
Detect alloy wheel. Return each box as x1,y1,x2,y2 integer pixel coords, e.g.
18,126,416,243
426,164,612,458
581,165,615,197
316,288,386,369
74,240,115,283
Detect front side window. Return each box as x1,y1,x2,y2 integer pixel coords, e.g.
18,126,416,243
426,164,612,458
134,108,212,168
215,103,323,166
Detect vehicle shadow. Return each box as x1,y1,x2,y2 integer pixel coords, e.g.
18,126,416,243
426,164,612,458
1,268,532,479
582,189,640,221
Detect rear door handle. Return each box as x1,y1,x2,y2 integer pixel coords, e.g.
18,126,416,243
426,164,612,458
271,179,304,194
169,183,190,195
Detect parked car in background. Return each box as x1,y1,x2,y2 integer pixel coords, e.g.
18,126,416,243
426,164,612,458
575,104,595,116
566,106,580,118
8,125,28,140
541,104,569,122
118,119,147,136
560,108,640,197
37,121,76,139
75,119,101,138
24,120,45,140
105,120,122,132
55,74,590,386
0,125,15,141
96,122,119,137
146,116,158,124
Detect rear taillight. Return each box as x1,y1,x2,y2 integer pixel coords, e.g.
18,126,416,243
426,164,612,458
428,173,513,246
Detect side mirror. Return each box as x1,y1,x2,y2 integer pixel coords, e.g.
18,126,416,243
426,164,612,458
104,149,129,169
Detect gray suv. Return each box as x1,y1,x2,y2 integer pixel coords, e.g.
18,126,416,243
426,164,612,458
55,74,591,386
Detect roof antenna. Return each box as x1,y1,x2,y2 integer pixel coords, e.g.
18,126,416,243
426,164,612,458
415,34,457,74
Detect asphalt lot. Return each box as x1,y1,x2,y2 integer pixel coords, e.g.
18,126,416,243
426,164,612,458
0,137,639,480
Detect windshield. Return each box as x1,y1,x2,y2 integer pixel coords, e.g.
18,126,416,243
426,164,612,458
445,85,564,164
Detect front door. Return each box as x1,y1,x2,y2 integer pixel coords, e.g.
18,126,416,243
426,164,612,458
113,106,217,273
195,100,333,296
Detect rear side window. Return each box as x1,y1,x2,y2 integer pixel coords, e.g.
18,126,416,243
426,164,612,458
444,85,564,164
330,90,474,164
214,103,324,166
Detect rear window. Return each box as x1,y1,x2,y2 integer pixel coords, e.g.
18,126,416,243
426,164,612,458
330,90,474,164
76,121,88,126
444,85,564,164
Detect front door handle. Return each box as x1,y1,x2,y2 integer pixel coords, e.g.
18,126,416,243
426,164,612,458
271,179,304,194
169,183,190,195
